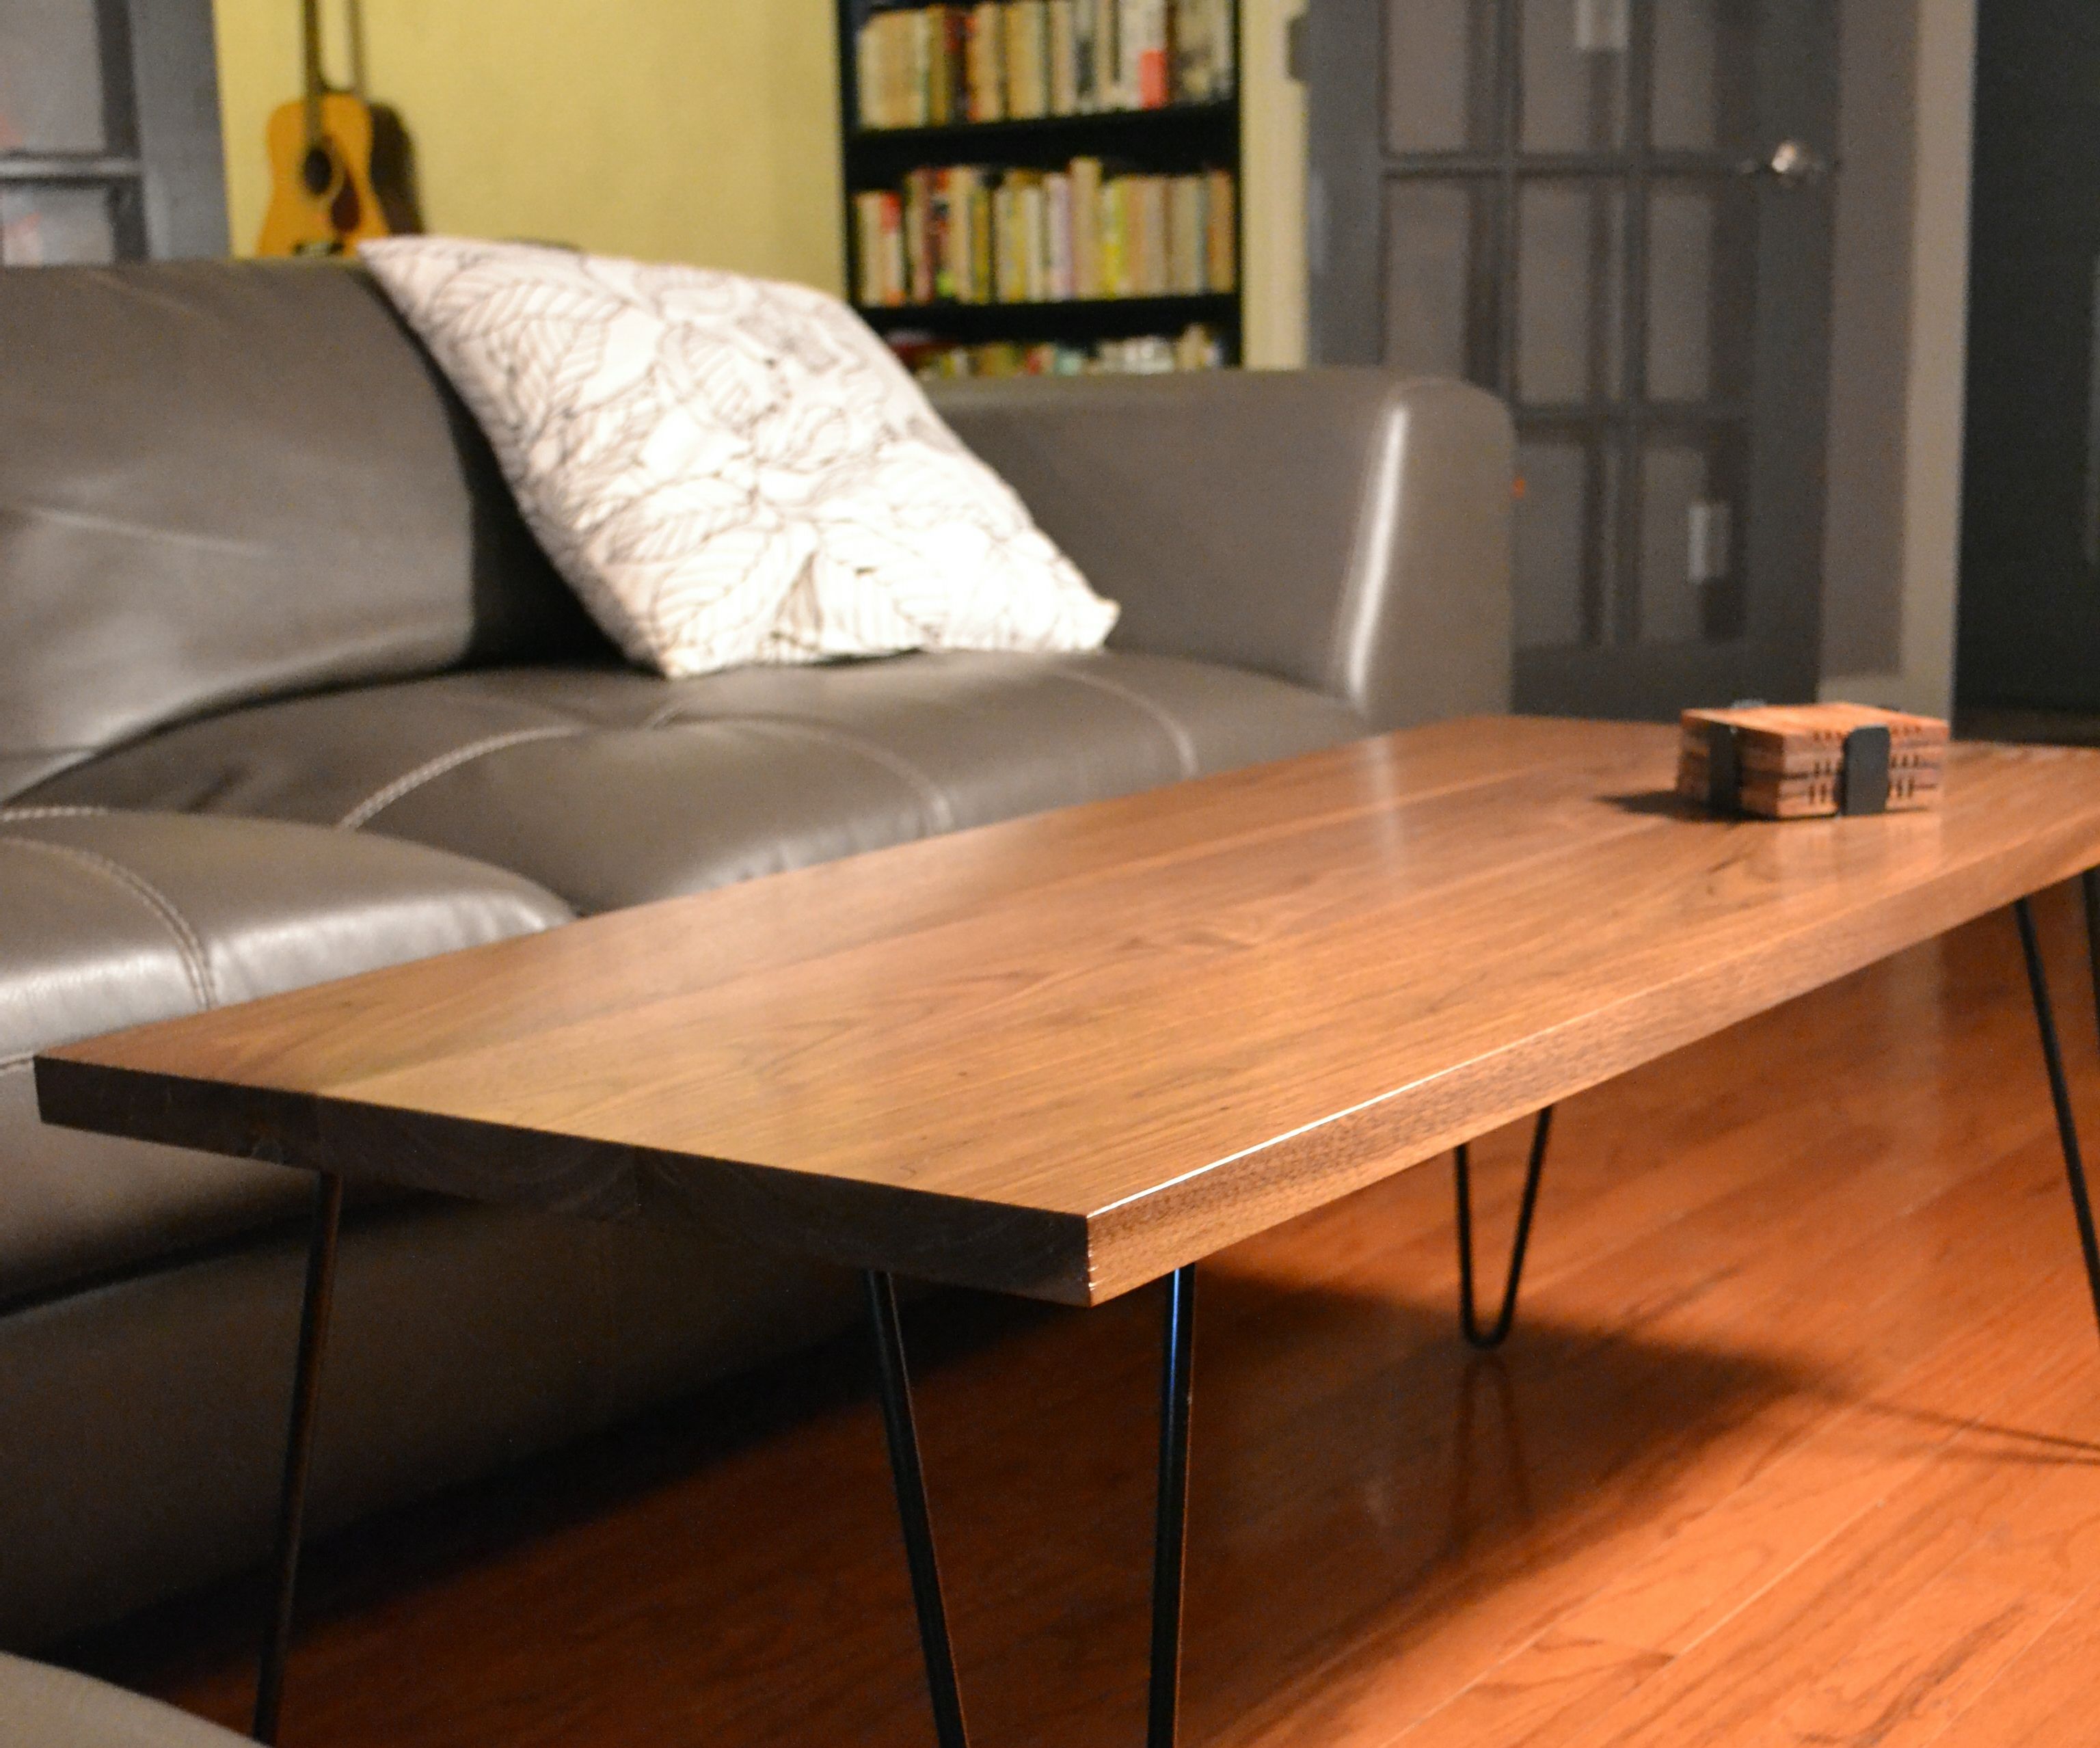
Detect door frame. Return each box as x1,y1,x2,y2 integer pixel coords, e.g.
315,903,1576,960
1304,0,1837,719
0,0,227,263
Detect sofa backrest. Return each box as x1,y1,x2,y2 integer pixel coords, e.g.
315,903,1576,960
0,260,605,797
933,370,1513,731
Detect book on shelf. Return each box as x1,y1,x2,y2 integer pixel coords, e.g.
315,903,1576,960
853,191,904,306
1202,166,1234,292
1048,1,1079,113
854,157,1236,306
1172,0,1231,100
930,8,963,118
1120,0,1168,109
891,322,1226,378
1006,1,1048,119
969,4,1006,122
1069,154,1101,297
854,0,1235,129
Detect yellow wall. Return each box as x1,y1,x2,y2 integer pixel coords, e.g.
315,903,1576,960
1239,0,1306,367
211,0,846,291
211,0,1306,359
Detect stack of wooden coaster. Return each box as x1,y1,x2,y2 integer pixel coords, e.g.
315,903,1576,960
1676,702,1949,818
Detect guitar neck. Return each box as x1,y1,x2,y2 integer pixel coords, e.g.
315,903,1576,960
300,0,325,142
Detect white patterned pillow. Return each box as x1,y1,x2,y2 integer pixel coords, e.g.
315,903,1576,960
358,237,1118,676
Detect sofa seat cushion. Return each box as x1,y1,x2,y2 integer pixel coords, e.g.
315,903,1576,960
0,809,569,1305
25,651,1369,915
0,1652,245,1747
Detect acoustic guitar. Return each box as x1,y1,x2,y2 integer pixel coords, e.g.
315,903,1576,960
256,0,418,256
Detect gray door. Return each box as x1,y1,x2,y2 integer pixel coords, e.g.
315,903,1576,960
0,0,227,264
1305,0,1837,718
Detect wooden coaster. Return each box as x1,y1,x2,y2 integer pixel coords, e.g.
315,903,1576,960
1677,702,1948,818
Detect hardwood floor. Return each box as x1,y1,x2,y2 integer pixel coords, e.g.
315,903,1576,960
68,881,2100,1746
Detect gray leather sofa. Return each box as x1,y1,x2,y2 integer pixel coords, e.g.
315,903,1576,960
1,1652,248,1747
0,260,1514,1651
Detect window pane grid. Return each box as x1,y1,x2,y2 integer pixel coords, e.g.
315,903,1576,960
0,174,140,265
0,0,148,263
1376,0,1757,656
0,159,144,181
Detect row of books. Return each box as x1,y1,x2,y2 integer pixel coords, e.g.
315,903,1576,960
894,324,1228,377
852,160,1235,307
855,0,1235,130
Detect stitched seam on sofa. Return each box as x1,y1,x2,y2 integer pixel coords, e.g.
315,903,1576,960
1044,667,1199,777
338,726,591,830
0,1053,29,1076
641,712,959,831
0,839,217,1010
0,805,111,824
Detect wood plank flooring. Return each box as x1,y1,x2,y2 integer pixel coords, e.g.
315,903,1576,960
68,880,2100,1746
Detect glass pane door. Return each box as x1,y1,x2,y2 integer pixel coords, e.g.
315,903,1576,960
0,0,161,265
0,0,109,152
1313,0,1837,717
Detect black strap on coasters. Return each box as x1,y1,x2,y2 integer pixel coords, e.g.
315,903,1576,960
1704,720,1742,814
1840,725,1891,816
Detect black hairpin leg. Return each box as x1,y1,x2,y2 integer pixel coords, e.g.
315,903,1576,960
253,1172,344,1745
865,1270,971,1748
2082,870,2100,1058
867,1264,1199,1748
1146,1265,1197,1748
1453,1107,1554,1350
2015,894,2100,1346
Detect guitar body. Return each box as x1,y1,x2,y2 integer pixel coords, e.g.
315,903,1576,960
257,90,394,256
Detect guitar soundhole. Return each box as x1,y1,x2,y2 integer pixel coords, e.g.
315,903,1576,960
299,144,334,196
328,172,362,234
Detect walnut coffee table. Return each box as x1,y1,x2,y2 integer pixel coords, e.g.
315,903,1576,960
37,716,2100,1747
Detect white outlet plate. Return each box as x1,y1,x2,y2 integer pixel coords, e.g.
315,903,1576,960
1688,500,1734,586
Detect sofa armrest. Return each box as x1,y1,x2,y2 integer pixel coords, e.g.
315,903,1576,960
0,1651,252,1747
930,369,1514,730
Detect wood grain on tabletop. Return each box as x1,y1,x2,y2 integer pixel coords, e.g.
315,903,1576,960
88,888,2100,1748
37,717,2100,1303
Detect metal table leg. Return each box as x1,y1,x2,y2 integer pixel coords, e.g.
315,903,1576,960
1146,1265,1197,1748
1453,1107,1554,1350
865,1269,971,1748
866,1263,1200,1748
252,1172,343,1745
2015,895,2100,1345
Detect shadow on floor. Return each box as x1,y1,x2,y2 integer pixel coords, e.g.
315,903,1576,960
61,1253,1825,1748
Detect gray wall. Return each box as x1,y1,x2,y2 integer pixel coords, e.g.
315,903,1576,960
1817,0,1974,715
1821,0,1916,678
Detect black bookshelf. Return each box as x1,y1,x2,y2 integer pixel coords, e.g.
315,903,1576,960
836,0,1245,366
852,98,1237,169
858,291,1237,342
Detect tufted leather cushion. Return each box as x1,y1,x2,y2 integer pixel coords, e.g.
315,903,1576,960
0,809,569,1302
26,651,1369,915
0,261,608,797
0,1653,245,1747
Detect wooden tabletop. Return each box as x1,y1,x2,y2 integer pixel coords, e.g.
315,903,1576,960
37,718,2100,1306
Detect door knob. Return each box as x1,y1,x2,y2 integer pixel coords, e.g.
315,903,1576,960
1741,139,1833,187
